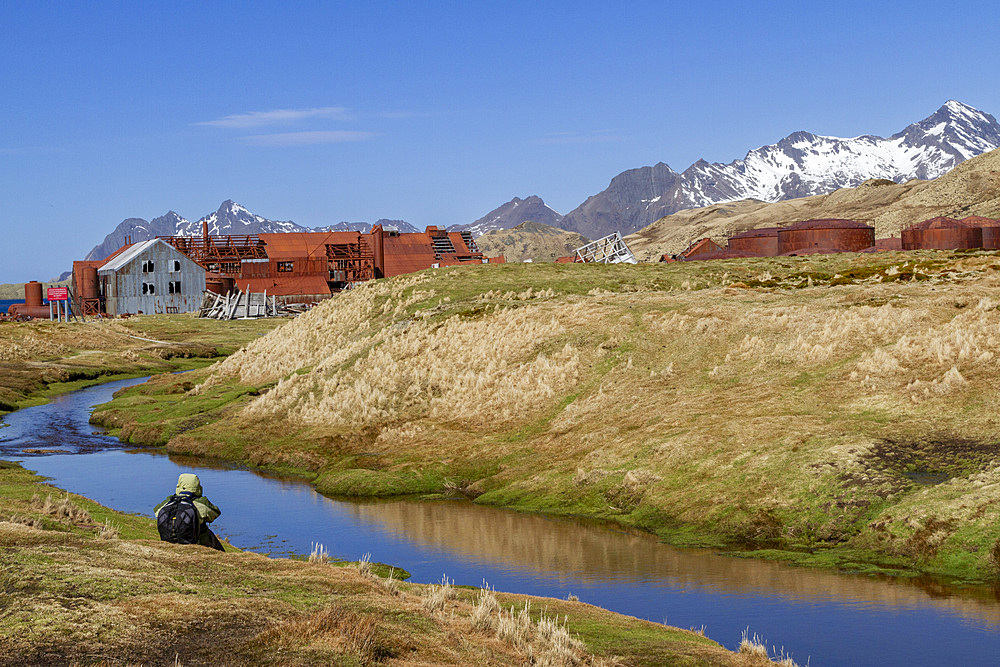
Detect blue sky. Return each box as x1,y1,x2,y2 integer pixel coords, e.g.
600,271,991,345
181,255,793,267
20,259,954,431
2,1,1000,282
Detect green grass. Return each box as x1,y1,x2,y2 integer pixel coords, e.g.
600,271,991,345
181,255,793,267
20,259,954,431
79,254,1000,584
0,460,744,666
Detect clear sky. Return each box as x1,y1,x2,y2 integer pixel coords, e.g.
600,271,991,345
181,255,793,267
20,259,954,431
3,1,1000,282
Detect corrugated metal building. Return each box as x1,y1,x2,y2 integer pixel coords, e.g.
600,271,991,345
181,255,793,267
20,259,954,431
98,239,206,316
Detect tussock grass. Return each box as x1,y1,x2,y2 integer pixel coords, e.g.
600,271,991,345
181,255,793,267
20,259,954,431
1,461,741,666
421,573,457,613
94,256,1000,581
36,493,93,524
96,518,120,540
473,582,595,666
356,551,372,577
739,629,801,666
308,541,329,564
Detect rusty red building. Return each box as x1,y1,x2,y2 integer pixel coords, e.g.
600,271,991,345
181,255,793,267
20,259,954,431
901,217,982,250
960,216,1000,250
67,224,502,315
727,227,780,257
678,238,724,260
777,219,875,255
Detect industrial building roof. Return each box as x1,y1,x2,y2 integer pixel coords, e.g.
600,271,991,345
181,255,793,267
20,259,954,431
905,216,969,230
729,227,780,238
680,238,723,258
258,232,365,259
234,275,332,297
98,239,165,273
961,216,1000,227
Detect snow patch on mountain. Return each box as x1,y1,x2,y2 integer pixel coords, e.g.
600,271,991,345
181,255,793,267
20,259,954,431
558,101,1000,240
84,201,419,261
451,195,565,237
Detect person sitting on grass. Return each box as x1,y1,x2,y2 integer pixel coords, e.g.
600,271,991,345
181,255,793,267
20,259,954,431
154,473,225,551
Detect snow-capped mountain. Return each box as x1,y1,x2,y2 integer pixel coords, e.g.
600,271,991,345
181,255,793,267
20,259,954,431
559,100,1000,240
85,211,191,261
315,219,419,234
84,201,418,261
177,200,301,237
450,195,565,236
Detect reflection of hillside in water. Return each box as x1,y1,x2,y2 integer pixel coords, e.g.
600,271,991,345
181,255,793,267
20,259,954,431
347,499,1000,627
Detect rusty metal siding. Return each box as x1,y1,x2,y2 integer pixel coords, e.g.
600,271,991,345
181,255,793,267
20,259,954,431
960,216,1000,250
777,220,875,254
982,226,1000,250
901,217,982,250
727,228,779,256
100,240,205,315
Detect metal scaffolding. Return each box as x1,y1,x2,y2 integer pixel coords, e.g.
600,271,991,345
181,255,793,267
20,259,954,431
573,232,637,264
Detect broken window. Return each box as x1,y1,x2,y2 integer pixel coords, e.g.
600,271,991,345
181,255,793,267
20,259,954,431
168,281,181,294
142,260,155,273
171,260,181,272
142,282,155,295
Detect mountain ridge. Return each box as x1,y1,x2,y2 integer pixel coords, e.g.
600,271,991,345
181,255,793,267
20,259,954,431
623,145,1000,261
84,201,419,262
557,100,1000,239
449,195,564,236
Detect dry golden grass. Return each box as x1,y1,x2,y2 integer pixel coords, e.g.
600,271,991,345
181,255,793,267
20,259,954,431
0,460,803,667
156,254,1000,580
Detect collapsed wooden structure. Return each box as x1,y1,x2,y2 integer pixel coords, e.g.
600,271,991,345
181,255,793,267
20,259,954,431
198,290,282,319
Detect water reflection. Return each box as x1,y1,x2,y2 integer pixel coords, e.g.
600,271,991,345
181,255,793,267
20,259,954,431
5,377,1000,665
346,499,1000,625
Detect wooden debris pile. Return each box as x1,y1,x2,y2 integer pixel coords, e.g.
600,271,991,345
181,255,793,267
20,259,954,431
199,290,283,319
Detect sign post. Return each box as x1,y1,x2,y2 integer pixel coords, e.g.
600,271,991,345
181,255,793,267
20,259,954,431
47,287,69,322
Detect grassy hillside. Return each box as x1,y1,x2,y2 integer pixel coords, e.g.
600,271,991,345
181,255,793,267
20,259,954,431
477,221,591,262
94,254,1000,582
0,314,282,415
625,147,1000,260
0,460,759,666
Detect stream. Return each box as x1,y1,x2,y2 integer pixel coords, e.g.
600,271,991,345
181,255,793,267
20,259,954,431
3,376,1000,665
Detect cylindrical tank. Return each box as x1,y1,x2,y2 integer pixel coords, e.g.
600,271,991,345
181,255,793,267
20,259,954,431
25,281,43,307
8,303,52,319
80,267,99,299
901,217,982,250
727,227,779,256
777,219,875,255
961,216,1000,250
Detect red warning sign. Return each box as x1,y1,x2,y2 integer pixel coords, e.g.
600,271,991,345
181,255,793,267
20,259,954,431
47,287,69,301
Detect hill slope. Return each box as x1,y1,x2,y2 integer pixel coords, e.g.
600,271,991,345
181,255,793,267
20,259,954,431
95,256,1000,584
625,145,1000,261
476,221,590,262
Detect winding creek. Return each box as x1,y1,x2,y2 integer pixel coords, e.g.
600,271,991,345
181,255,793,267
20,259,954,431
4,377,1000,665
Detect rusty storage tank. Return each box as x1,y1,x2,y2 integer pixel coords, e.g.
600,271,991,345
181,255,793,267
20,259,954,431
727,227,779,256
8,281,52,319
777,219,875,255
25,280,43,306
79,267,99,299
901,217,982,250
961,216,1000,250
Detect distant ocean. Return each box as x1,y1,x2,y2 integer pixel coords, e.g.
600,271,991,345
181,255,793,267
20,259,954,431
0,299,17,315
